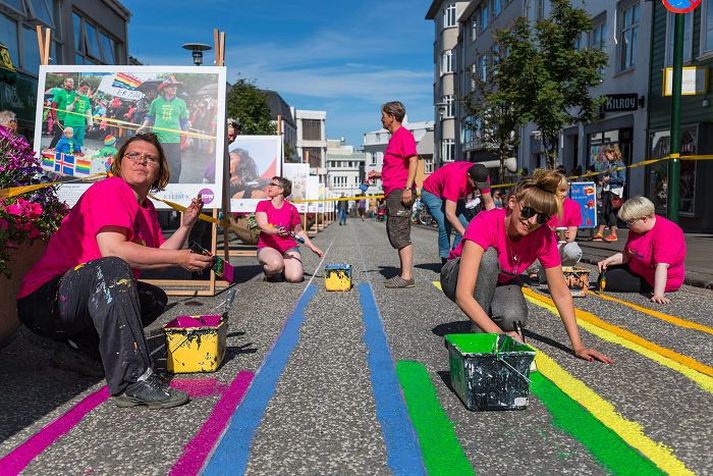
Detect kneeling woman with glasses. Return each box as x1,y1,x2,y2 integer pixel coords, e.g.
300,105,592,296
597,196,685,304
256,176,323,282
440,169,612,363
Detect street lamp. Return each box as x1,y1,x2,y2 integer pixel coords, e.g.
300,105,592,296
182,43,212,66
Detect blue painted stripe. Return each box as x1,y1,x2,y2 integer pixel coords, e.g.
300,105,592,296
358,283,426,476
202,284,318,476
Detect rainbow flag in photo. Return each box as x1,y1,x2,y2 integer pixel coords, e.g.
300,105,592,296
76,158,91,175
112,72,142,90
41,150,55,168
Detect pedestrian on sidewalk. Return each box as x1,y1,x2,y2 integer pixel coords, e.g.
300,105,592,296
256,176,323,282
597,196,686,304
16,133,214,409
357,198,367,221
421,162,495,265
338,196,349,225
440,169,612,363
367,101,419,289
593,145,626,242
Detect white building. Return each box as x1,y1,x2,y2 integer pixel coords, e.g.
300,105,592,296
295,109,327,179
362,120,435,194
326,139,366,197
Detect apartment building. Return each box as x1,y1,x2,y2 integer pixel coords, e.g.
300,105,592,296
295,109,327,179
326,139,366,197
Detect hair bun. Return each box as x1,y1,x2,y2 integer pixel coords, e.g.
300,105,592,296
532,168,561,194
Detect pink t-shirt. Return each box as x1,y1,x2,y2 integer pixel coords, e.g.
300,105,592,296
548,198,583,229
422,161,491,202
19,177,165,298
449,208,561,284
625,215,686,292
381,126,417,197
256,199,301,253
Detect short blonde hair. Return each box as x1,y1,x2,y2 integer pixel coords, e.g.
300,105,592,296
618,196,655,222
381,101,406,122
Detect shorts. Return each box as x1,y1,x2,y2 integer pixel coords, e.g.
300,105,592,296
385,189,414,250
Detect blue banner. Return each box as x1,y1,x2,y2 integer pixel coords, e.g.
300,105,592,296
569,182,597,229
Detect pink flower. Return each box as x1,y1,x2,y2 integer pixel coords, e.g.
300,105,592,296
28,202,43,216
5,203,22,216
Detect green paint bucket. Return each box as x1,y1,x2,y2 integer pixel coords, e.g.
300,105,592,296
444,333,536,411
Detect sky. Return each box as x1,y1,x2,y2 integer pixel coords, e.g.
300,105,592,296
122,0,435,147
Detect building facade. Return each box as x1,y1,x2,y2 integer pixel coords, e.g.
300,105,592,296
261,89,297,162
295,109,327,179
0,0,130,136
647,0,713,232
426,0,470,168
326,139,366,197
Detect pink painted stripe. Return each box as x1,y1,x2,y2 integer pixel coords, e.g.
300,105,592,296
170,371,254,476
171,378,228,399
0,386,110,475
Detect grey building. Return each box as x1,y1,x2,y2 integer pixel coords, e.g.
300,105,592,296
0,0,130,135
260,89,297,162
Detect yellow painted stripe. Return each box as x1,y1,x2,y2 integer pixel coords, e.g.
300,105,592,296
593,293,713,336
432,280,442,290
533,347,695,475
523,288,713,379
523,293,713,393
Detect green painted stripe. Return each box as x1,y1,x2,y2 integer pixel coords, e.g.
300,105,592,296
396,361,475,476
530,372,664,475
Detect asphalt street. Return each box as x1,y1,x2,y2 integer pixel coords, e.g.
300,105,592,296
1,218,711,475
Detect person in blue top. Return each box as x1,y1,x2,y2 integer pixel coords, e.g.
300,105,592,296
593,144,626,242
54,126,82,155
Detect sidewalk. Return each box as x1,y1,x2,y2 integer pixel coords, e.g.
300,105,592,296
578,230,713,290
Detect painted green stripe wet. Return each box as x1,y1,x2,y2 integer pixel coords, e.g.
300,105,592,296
396,361,475,476
530,372,664,475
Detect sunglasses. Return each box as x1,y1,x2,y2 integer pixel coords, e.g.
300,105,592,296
520,205,551,225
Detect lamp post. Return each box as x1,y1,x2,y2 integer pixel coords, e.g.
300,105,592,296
182,43,212,66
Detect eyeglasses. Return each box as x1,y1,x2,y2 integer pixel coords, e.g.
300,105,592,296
124,151,160,166
625,217,643,226
267,182,283,188
520,205,551,225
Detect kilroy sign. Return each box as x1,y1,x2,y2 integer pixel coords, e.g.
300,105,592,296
662,0,701,14
601,93,640,113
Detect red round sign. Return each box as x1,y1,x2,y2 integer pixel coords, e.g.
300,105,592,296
662,0,701,14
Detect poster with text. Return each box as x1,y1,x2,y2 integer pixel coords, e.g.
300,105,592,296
229,135,283,212
283,163,310,213
569,182,597,229
33,65,227,208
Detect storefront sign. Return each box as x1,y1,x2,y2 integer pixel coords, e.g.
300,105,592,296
0,44,16,73
569,182,597,229
662,0,701,14
663,66,708,96
601,94,639,112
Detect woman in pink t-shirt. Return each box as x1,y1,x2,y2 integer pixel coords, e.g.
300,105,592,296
16,133,214,409
256,176,323,282
597,196,686,304
441,170,612,364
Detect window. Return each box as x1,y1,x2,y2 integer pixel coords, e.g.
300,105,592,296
493,0,501,18
1,0,57,73
481,2,489,30
480,55,488,82
471,14,478,41
441,139,455,162
705,0,713,54
100,32,117,64
303,147,322,168
665,11,693,64
443,3,456,28
441,49,454,75
589,17,606,49
424,157,435,174
0,14,19,67
470,63,477,91
21,26,40,74
73,11,123,65
28,0,54,27
536,0,545,21
442,95,454,118
619,2,640,70
302,119,321,140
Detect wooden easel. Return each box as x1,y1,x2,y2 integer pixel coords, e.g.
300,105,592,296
36,26,51,66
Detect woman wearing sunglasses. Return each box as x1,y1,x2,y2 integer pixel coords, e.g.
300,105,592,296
440,169,612,363
255,176,324,282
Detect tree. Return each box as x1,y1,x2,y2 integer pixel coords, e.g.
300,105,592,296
226,79,275,135
468,0,608,170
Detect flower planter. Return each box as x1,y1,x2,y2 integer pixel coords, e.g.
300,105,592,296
0,240,47,348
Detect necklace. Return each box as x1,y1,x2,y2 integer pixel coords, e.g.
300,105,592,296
504,216,521,268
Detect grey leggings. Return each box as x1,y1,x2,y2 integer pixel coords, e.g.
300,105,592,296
440,247,528,332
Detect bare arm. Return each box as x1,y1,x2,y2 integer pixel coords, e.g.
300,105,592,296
161,196,204,250
401,155,419,206
545,267,613,363
566,226,578,243
444,199,466,236
255,211,286,236
651,263,671,304
294,224,323,257
481,191,495,211
598,252,624,272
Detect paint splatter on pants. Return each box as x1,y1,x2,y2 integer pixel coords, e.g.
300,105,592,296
17,257,167,394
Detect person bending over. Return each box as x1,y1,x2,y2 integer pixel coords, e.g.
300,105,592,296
421,162,494,265
256,176,323,282
440,170,612,363
17,133,214,409
597,196,686,304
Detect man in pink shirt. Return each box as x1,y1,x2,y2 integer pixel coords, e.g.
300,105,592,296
598,196,686,304
368,101,418,288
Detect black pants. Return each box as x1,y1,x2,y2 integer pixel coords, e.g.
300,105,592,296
599,192,619,228
162,142,181,183
48,123,65,149
600,264,652,293
17,257,167,394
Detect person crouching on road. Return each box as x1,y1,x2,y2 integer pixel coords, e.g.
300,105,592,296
597,196,685,304
440,169,612,363
367,101,419,288
16,133,214,409
256,176,323,282
421,162,495,265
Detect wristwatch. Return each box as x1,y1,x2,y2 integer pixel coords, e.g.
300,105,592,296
404,186,413,191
